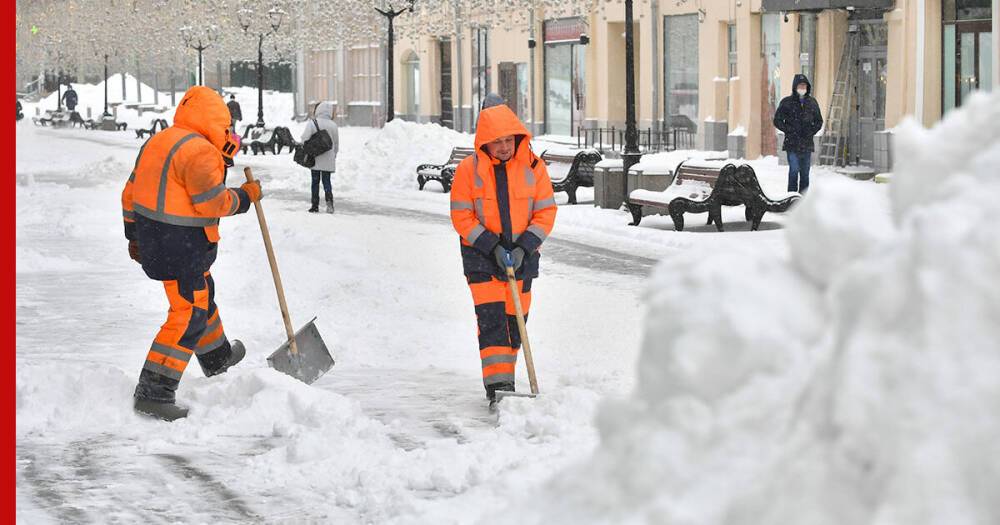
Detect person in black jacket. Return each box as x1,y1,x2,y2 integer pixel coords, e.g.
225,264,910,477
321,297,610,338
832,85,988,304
773,74,822,193
61,85,78,112
226,94,242,131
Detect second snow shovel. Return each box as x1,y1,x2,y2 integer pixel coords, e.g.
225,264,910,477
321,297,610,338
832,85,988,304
495,251,539,403
244,167,334,384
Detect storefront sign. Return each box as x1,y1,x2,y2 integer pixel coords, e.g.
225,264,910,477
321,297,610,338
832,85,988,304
544,17,586,44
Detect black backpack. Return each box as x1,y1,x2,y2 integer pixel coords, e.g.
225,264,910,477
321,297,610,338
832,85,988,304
302,119,333,157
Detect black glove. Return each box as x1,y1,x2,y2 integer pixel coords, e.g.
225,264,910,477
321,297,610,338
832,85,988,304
128,240,141,264
493,245,526,273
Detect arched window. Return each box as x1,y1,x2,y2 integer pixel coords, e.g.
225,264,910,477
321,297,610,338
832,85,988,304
403,50,420,118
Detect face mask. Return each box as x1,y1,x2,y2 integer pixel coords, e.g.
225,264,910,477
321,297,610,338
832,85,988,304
797,89,808,97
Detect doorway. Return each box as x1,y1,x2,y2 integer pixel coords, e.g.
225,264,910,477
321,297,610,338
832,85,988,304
544,43,585,136
851,21,887,166
944,21,993,111
943,0,993,112
760,12,782,157
439,38,453,128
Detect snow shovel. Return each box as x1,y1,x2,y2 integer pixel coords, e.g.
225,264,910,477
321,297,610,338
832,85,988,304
244,167,334,384
495,251,539,403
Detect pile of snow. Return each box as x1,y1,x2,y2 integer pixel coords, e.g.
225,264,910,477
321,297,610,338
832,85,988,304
335,118,472,191
37,74,168,112
516,91,1000,524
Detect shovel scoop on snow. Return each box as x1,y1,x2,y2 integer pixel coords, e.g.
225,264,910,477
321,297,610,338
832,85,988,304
266,317,334,384
245,167,335,384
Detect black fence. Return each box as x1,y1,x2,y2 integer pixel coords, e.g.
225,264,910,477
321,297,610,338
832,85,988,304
229,61,294,92
576,126,695,154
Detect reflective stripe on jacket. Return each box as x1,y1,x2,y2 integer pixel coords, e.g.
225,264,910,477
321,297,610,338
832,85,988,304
450,103,557,278
122,86,250,244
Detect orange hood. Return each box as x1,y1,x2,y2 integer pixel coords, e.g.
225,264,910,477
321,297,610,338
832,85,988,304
173,86,231,152
474,104,533,162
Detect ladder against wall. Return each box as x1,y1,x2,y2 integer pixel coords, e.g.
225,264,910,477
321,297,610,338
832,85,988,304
819,25,860,167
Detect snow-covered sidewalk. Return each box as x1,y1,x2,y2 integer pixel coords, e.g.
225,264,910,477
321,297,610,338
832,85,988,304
16,122,647,523
17,92,898,522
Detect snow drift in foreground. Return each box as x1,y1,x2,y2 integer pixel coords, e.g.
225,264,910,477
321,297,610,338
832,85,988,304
517,92,1000,524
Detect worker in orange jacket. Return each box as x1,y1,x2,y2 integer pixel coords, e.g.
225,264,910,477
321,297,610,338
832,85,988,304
450,93,557,407
122,86,262,421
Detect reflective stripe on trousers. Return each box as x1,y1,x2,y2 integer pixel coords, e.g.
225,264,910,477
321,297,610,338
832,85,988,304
140,271,229,383
467,276,531,386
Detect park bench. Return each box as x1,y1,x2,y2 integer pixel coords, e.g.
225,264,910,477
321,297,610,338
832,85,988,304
136,103,169,116
540,149,602,205
237,124,255,154
416,146,475,192
32,110,69,127
627,161,801,231
135,118,169,139
249,126,297,155
68,111,92,128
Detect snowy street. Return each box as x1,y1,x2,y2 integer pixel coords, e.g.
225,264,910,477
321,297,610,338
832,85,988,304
16,83,1000,523
17,121,652,522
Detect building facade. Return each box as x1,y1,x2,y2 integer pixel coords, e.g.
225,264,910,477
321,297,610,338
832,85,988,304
297,42,388,127
373,0,996,169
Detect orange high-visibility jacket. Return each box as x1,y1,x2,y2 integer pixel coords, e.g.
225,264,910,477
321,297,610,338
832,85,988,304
122,86,248,244
450,104,557,277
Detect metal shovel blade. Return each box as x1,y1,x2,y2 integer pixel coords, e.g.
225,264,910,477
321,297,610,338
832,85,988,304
266,318,334,384
494,391,538,402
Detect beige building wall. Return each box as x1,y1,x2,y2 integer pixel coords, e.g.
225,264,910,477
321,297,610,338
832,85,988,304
328,0,996,162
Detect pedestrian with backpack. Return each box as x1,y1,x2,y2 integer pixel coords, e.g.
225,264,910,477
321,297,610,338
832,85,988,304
299,101,339,213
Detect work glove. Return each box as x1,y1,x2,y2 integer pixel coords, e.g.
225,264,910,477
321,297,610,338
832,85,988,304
240,180,263,202
128,240,141,264
493,245,526,273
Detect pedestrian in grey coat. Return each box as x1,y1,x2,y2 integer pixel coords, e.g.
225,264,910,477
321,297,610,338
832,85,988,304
300,101,340,213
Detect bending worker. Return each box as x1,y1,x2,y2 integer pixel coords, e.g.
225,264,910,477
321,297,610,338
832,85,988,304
122,86,262,421
450,93,557,407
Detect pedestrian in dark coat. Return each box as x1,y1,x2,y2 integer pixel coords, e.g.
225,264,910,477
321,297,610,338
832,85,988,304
773,74,823,193
226,94,242,131
61,86,78,112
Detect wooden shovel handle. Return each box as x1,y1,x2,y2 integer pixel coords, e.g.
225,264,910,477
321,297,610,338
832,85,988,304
506,265,539,395
244,167,299,356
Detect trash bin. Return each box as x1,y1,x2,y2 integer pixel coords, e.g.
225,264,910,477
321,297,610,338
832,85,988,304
594,159,625,209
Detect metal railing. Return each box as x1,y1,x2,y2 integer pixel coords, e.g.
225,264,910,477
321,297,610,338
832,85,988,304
576,126,695,154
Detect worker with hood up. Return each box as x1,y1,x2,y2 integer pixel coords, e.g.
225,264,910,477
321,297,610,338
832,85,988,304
450,93,557,408
121,86,262,421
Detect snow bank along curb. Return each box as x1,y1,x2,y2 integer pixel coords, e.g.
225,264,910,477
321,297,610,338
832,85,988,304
514,91,1000,524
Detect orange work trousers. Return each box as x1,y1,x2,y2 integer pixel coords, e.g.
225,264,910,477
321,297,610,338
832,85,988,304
468,275,532,388
135,272,231,401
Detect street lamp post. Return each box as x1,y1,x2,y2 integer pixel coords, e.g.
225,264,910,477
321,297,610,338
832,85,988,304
621,0,642,206
91,39,111,116
375,0,415,124
239,8,284,128
181,25,219,86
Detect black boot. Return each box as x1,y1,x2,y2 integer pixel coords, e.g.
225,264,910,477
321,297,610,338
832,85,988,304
134,369,188,421
308,195,320,213
325,196,334,214
199,340,246,377
134,397,189,421
486,381,515,411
